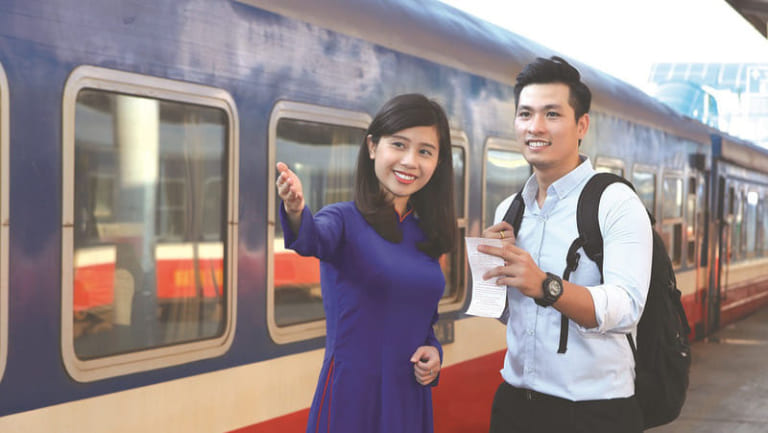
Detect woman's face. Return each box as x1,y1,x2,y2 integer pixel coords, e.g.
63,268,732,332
367,125,440,213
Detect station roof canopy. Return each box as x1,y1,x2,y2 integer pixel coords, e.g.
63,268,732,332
728,0,768,37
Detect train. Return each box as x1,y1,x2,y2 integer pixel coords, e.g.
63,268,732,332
1,0,768,432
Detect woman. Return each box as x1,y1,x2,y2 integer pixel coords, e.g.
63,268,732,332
276,93,458,433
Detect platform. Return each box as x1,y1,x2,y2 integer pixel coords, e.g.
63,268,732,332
648,306,768,433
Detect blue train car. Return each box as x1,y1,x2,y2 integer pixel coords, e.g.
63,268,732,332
0,1,767,432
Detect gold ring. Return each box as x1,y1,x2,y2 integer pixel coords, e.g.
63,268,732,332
499,231,504,240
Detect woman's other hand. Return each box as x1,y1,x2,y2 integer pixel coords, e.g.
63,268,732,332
410,346,441,386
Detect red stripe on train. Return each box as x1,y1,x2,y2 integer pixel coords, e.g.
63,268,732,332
432,350,504,433
228,281,768,432
229,350,505,433
228,409,310,433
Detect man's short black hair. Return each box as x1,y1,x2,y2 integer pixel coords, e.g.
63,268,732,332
514,56,592,121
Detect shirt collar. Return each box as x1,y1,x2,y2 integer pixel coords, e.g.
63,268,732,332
521,155,595,208
395,202,415,223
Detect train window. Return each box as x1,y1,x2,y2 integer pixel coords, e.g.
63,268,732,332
439,133,469,309
452,144,466,219
61,66,238,381
740,190,749,258
694,175,708,266
732,188,744,261
594,157,624,177
760,196,768,256
728,186,735,216
201,177,224,241
745,190,759,257
662,176,684,219
0,63,8,382
483,139,529,229
661,175,684,267
156,178,187,240
632,166,656,217
686,178,697,266
267,101,370,343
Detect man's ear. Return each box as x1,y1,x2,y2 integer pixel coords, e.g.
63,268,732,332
577,113,590,139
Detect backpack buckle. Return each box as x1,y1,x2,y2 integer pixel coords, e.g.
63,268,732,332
567,252,581,273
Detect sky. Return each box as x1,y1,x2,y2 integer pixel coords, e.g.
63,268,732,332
439,0,768,92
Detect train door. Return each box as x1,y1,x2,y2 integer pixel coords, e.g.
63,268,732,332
708,177,734,333
706,175,724,333
723,183,744,318
686,172,707,338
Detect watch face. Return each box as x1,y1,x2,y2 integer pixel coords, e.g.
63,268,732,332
547,280,561,296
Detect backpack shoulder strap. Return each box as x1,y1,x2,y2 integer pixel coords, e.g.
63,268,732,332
577,172,634,276
502,185,527,236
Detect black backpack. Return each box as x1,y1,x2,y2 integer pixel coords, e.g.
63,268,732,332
503,172,691,429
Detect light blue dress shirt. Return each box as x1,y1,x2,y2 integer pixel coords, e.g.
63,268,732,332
493,157,652,401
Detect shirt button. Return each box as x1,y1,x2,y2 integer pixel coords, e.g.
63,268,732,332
527,329,534,335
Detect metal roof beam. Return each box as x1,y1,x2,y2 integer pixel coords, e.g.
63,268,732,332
728,0,768,16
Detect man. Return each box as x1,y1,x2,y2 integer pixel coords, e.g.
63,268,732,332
478,56,652,432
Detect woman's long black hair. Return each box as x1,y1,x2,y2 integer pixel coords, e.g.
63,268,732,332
354,93,458,258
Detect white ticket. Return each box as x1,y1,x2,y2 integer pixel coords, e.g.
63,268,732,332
464,237,507,318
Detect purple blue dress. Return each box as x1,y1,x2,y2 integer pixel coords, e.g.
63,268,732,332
280,201,444,433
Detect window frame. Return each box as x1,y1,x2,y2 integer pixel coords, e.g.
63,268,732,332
0,62,9,382
661,170,685,268
632,164,658,219
729,182,745,261
759,189,768,257
744,183,762,259
156,176,189,242
482,137,527,230
594,156,625,177
684,174,706,268
266,101,371,344
438,130,470,312
61,66,239,382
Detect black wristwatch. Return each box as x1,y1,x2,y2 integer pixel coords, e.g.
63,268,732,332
535,272,563,307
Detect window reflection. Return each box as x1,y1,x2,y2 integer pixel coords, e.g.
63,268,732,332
745,191,758,256
452,147,465,218
0,67,7,381
73,90,228,359
661,175,684,267
273,119,364,327
595,165,624,176
632,170,656,217
484,149,529,228
760,198,768,257
440,146,466,303
662,176,683,219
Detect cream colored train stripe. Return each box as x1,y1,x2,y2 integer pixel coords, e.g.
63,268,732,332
0,317,507,433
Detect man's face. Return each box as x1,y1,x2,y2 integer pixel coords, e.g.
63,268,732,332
514,82,588,179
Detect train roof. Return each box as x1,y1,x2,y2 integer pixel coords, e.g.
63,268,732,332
237,0,768,171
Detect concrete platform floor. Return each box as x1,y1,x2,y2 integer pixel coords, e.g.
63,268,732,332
648,306,768,433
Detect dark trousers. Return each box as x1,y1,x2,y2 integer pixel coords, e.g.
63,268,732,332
489,382,644,433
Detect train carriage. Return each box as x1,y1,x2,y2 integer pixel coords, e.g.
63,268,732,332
0,0,767,432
